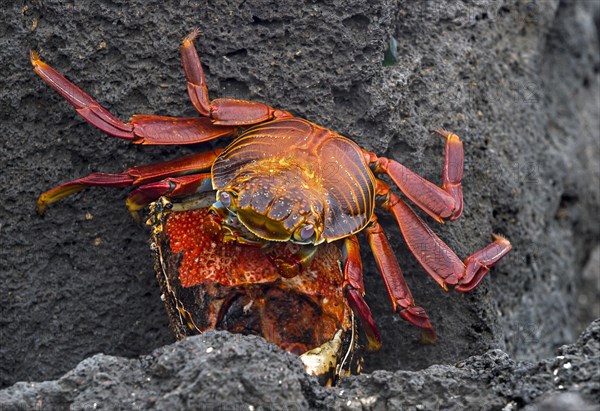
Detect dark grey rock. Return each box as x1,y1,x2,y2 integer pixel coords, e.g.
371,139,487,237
1,319,598,410
325,319,599,410
0,331,313,410
523,392,600,411
578,245,600,334
1,0,599,406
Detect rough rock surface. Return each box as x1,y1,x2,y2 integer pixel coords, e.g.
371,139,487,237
1,320,598,410
1,0,599,403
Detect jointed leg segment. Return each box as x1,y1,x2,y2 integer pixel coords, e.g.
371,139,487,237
375,180,511,292
30,51,237,145
30,50,135,141
341,236,382,351
180,29,293,125
180,29,211,117
36,151,220,217
31,30,296,214
363,216,436,343
365,129,464,223
125,173,213,220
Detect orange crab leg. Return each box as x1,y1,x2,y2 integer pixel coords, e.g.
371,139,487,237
126,150,221,185
129,115,235,145
180,29,211,117
457,234,512,292
35,172,133,215
365,128,464,223
30,50,133,140
376,181,511,292
436,128,464,219
180,30,293,125
210,98,293,126
341,236,382,351
36,150,220,215
363,216,436,343
30,51,236,144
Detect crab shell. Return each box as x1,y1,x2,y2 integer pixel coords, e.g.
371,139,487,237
148,192,362,384
212,118,375,245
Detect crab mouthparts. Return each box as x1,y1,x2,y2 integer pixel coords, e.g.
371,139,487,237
236,208,293,242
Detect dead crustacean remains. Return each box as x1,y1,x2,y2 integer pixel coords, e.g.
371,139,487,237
31,30,512,383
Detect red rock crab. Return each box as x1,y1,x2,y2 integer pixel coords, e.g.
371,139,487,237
31,30,512,381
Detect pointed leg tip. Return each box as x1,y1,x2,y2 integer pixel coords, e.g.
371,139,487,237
420,329,437,344
432,128,461,144
183,28,201,46
399,306,436,332
432,128,450,138
401,307,437,344
35,202,47,216
366,336,383,352
30,50,42,67
492,233,512,247
30,49,50,73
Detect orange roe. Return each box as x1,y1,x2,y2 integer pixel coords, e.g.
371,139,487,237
166,209,279,287
165,209,344,306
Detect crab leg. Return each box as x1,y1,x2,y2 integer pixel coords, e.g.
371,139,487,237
30,51,236,144
376,180,511,292
363,216,436,343
125,173,213,220
365,129,464,223
458,235,512,291
341,236,382,351
180,29,211,117
36,150,220,216
128,115,235,145
180,30,293,125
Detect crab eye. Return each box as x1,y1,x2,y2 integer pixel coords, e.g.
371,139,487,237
300,224,314,240
219,191,231,207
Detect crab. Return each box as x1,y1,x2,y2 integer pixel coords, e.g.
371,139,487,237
31,30,512,359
